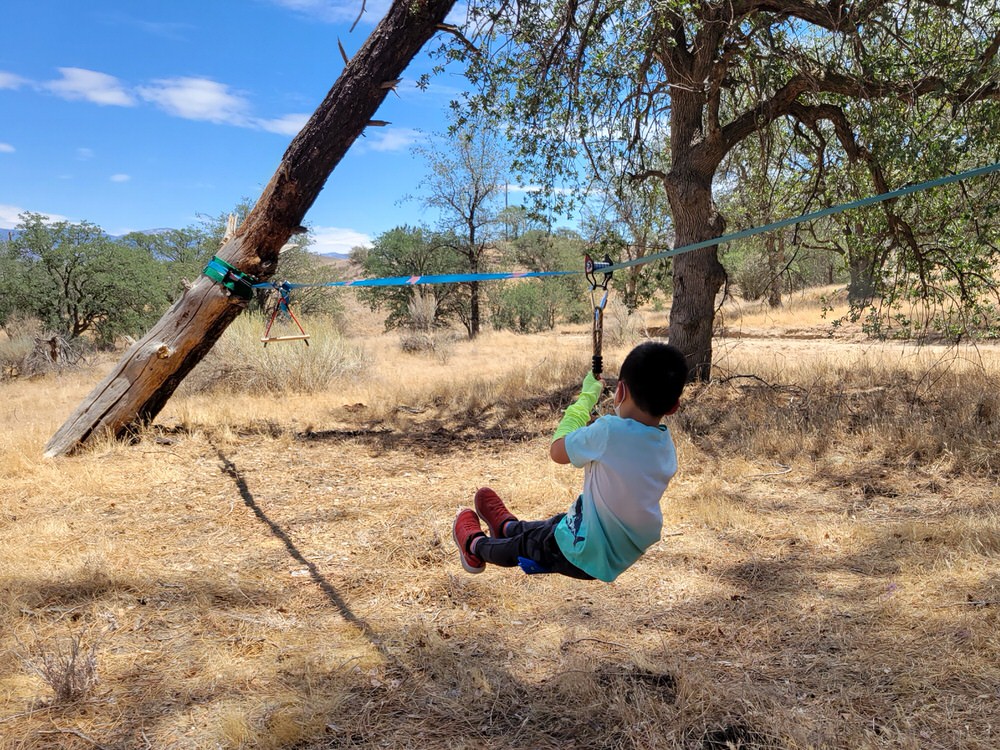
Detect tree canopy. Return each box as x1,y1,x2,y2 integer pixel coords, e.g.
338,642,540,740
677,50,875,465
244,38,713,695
0,209,336,347
2,214,172,345
448,0,1000,376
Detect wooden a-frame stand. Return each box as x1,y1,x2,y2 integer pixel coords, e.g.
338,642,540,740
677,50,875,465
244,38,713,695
261,284,310,346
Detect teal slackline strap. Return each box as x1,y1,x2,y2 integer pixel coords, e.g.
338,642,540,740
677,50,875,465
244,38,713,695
252,269,573,290
204,256,258,300
253,161,1000,290
600,161,1000,276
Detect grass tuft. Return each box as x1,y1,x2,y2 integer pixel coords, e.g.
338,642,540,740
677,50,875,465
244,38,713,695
182,313,370,395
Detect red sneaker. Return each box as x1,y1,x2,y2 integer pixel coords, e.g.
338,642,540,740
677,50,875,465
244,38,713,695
452,509,486,574
474,487,518,538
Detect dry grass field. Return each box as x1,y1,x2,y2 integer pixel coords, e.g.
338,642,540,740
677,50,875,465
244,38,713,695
2,288,999,749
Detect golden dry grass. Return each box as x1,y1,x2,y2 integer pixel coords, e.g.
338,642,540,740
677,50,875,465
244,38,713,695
2,291,999,749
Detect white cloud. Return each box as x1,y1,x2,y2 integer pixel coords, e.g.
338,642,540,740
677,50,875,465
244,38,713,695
8,64,308,137
0,71,29,89
77,147,95,160
361,127,424,153
0,204,24,227
507,183,576,196
256,113,310,136
309,225,371,256
0,143,14,153
46,67,135,106
137,77,251,125
110,173,131,183
268,0,392,25
0,204,70,227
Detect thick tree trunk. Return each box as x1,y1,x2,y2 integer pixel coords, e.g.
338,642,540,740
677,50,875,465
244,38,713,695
45,0,457,457
665,171,727,382
847,254,876,305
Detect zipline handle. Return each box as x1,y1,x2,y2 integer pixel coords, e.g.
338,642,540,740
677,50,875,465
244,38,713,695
584,253,613,378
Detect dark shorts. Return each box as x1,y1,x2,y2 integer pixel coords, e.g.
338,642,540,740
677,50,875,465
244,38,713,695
475,513,594,580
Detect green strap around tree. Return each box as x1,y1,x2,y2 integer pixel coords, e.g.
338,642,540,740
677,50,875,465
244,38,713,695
202,256,258,301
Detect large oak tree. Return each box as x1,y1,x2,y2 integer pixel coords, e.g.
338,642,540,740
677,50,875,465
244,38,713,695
453,0,1000,378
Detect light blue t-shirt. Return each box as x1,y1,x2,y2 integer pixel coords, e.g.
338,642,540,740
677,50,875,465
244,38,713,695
554,415,678,582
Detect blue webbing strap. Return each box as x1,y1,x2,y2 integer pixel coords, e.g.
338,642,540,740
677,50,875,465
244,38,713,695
250,161,1000,290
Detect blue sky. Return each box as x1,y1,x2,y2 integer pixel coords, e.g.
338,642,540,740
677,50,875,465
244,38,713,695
0,1,477,254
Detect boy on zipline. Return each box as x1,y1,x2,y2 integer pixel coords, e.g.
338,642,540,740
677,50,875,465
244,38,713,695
452,341,688,582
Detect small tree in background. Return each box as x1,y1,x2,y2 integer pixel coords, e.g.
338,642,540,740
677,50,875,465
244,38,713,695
414,123,507,338
580,162,674,313
490,227,589,332
352,225,466,331
8,213,171,347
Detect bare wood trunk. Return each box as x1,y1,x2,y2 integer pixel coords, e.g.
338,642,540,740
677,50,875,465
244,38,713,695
45,0,457,457
665,171,727,382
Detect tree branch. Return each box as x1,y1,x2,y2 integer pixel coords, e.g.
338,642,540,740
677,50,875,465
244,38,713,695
718,74,813,153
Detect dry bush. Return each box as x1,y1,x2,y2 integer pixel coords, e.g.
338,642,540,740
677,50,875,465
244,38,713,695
687,348,1000,475
0,318,86,380
604,297,646,348
17,629,102,704
18,335,84,378
182,313,370,395
399,331,455,364
398,291,457,362
407,287,437,332
0,334,35,380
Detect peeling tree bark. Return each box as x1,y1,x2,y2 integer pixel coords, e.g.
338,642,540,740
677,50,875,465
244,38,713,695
45,0,457,457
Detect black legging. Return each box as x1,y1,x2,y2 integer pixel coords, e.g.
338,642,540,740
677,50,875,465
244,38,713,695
475,513,594,580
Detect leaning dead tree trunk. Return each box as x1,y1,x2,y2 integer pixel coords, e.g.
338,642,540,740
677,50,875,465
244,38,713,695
46,0,457,457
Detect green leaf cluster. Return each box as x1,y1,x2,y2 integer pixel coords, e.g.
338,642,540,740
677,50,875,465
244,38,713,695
1,213,173,346
0,208,337,347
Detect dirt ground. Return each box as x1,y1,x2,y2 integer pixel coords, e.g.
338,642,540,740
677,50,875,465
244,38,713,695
2,324,999,749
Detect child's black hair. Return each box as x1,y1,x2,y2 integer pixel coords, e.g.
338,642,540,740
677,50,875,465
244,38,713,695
618,341,688,417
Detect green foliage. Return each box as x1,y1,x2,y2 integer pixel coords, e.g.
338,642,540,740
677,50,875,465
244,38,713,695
0,199,336,349
353,226,466,331
580,161,674,312
490,280,558,333
0,241,32,335
119,227,216,298
4,213,172,346
488,228,589,332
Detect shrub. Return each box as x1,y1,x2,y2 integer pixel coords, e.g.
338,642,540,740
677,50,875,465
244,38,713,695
0,335,35,380
18,630,101,704
182,313,370,394
490,279,559,333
